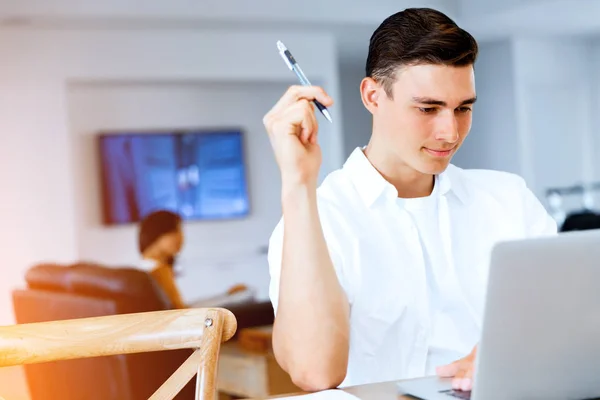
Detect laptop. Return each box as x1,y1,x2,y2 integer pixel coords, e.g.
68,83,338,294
397,229,600,400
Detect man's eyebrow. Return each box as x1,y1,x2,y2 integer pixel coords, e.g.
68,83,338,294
412,96,477,106
412,97,446,106
460,96,477,105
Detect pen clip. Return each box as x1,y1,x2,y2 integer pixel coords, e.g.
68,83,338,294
279,51,294,70
277,40,294,71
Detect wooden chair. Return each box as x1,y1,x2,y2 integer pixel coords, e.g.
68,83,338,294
0,308,237,400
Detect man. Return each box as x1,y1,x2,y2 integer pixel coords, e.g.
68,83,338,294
263,7,556,393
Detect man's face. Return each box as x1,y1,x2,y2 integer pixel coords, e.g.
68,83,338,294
370,64,476,175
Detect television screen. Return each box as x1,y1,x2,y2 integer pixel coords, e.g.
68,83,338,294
98,129,250,225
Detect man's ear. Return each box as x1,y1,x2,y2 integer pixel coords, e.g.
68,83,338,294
360,77,382,115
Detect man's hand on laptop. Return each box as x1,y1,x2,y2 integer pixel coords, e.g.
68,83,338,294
436,345,478,392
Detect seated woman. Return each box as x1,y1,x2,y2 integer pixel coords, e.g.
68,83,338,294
137,210,253,309
138,210,187,308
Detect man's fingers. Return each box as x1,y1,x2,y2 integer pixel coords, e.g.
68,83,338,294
453,365,467,381
450,364,474,392
437,360,473,391
286,85,333,107
436,361,459,378
301,103,318,145
464,368,474,379
438,347,478,393
271,99,317,144
461,368,474,391
452,376,473,391
451,366,466,390
271,85,333,115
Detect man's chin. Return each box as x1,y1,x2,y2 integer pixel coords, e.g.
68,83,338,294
419,160,451,175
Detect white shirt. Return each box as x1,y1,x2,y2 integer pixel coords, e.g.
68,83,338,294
137,258,157,272
267,147,557,387
398,178,480,375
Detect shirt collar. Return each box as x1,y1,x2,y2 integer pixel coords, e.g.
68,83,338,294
342,147,469,208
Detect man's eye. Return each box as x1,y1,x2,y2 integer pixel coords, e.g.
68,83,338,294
419,107,436,114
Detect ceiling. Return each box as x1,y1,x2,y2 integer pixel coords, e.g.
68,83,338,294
1,0,599,63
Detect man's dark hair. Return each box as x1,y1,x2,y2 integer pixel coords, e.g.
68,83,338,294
138,210,182,254
366,7,478,97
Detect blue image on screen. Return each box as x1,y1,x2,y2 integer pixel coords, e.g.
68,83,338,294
98,130,250,224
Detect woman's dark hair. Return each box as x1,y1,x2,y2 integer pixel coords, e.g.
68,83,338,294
366,7,479,98
138,210,182,254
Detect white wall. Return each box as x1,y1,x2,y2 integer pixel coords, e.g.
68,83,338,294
453,37,596,214
452,40,520,174
338,61,372,158
592,39,600,182
459,1,600,42
512,38,594,203
0,28,343,326
458,0,532,17
67,81,299,303
0,0,456,25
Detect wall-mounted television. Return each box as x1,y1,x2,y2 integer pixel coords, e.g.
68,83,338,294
98,128,250,225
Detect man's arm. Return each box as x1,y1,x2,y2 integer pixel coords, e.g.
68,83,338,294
521,180,558,237
272,184,350,391
262,85,349,391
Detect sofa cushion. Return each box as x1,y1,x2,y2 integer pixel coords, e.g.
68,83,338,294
25,262,172,310
25,263,72,292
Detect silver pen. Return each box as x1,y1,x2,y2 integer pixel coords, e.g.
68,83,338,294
276,40,333,123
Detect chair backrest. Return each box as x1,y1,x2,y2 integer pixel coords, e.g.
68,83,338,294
13,289,134,400
13,263,193,400
0,308,237,400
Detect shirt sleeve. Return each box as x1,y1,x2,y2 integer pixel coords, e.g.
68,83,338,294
519,178,558,237
267,204,350,316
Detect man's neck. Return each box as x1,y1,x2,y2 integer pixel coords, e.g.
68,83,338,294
363,144,434,199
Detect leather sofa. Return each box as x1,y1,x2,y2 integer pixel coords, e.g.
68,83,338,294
12,262,196,400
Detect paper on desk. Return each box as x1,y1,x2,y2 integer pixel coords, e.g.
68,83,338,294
276,389,360,399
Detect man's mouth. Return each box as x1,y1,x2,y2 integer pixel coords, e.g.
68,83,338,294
423,147,454,157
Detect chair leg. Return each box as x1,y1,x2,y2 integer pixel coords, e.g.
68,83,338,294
194,313,225,400
195,361,202,400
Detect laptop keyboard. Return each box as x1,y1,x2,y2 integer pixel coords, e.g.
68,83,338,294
439,389,471,399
